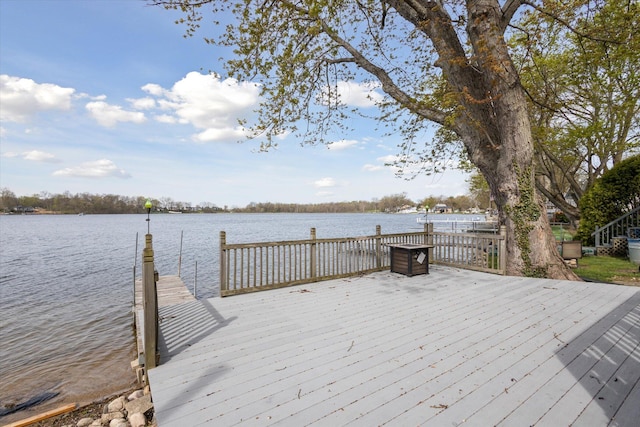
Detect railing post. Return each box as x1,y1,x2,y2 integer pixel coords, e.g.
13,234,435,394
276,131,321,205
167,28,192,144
310,228,317,278
220,231,226,296
426,223,434,263
375,225,382,269
142,233,158,374
178,230,183,277
499,225,507,275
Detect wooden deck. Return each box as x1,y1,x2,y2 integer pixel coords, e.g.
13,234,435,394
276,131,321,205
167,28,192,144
146,266,640,426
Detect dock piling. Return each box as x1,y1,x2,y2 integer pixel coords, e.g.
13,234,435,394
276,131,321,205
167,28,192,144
142,234,158,375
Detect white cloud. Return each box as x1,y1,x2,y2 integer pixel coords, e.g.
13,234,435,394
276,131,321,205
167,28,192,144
0,75,75,122
52,159,131,178
85,101,146,127
155,114,178,124
362,163,384,172
2,150,60,163
363,154,400,172
193,126,246,143
275,129,291,140
142,72,261,142
378,154,399,163
22,150,60,163
319,81,384,108
314,177,336,188
127,97,156,110
328,139,360,151
141,83,164,97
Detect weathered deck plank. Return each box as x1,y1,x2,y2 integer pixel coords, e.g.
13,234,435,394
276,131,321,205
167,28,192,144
146,267,640,426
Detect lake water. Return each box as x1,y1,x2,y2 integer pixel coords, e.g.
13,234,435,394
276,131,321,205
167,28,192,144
0,212,475,422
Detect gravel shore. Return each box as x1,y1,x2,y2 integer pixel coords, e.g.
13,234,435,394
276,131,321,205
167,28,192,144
23,386,156,427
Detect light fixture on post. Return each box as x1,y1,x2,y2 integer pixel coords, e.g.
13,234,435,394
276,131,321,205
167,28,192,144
145,199,152,234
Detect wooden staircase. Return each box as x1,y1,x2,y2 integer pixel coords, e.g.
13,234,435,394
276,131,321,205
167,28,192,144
592,206,640,255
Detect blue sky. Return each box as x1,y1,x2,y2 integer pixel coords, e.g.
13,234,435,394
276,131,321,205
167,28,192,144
0,0,471,208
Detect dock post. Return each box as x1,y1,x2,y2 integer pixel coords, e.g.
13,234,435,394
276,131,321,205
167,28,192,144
142,234,158,374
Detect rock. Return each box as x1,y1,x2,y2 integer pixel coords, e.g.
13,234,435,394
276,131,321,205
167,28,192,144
125,394,153,415
107,396,127,412
128,390,144,401
102,411,125,423
76,418,95,427
109,419,128,427
89,421,102,427
128,412,147,427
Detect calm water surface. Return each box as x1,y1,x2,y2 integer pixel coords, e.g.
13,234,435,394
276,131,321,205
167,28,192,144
0,212,467,421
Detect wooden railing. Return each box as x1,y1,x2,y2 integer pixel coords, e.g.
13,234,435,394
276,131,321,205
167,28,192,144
220,224,507,296
429,225,507,274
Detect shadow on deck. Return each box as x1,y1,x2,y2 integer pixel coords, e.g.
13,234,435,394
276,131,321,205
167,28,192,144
553,293,640,425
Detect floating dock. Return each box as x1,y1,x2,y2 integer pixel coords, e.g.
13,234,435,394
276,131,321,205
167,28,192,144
142,267,639,426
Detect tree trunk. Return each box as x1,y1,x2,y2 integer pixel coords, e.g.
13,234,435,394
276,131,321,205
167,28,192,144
457,1,579,280
386,0,579,279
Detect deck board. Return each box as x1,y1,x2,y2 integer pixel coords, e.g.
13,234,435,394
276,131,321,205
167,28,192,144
146,266,640,426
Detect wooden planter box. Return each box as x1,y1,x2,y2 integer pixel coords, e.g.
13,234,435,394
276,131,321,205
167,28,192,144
388,244,434,276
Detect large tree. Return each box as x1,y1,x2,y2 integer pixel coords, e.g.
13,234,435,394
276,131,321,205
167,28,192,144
155,0,585,279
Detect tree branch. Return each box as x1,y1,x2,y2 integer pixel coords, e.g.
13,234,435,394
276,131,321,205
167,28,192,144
500,0,523,32
520,0,622,44
318,19,449,126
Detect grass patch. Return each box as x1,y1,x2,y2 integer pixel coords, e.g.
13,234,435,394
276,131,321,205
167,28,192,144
575,255,640,286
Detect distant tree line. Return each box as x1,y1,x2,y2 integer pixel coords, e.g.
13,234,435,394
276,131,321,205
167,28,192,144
0,188,489,215
0,189,155,214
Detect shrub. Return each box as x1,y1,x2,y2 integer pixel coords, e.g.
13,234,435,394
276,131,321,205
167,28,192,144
576,155,640,245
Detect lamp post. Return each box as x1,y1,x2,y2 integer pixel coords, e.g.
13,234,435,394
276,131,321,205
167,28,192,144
145,199,152,234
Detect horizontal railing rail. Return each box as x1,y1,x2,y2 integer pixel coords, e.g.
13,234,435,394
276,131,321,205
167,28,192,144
220,224,506,296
